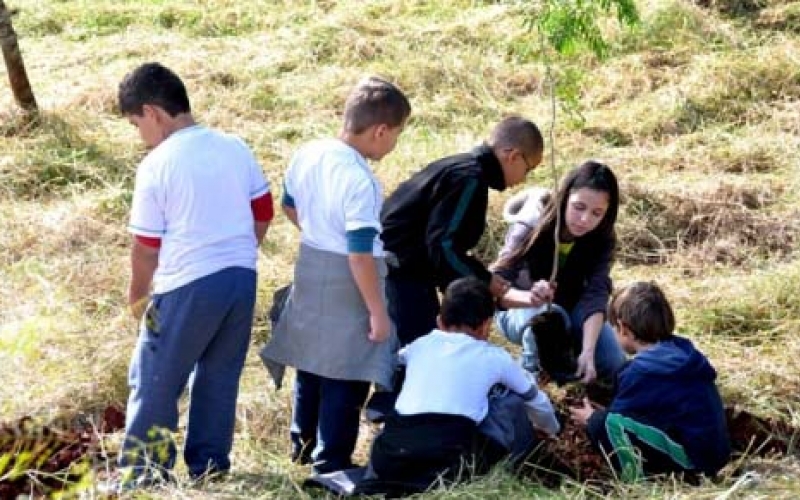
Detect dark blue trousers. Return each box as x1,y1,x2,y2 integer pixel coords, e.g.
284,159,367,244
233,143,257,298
120,267,256,479
291,370,370,474
364,275,440,420
386,275,439,346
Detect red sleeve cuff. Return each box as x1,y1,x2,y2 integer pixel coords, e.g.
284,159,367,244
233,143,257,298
251,191,274,222
136,235,162,248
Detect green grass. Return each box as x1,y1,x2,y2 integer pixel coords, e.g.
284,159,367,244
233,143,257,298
2,0,800,497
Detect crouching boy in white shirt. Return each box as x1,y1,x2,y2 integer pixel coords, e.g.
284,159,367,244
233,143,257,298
359,276,559,496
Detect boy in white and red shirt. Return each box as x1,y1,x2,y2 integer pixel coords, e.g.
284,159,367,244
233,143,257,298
118,62,272,486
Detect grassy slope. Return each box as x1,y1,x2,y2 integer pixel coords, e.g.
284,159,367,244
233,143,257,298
1,0,799,497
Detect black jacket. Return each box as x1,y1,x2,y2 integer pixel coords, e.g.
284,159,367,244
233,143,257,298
381,145,506,289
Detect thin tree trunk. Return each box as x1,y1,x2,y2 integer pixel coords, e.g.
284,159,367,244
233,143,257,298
0,1,37,112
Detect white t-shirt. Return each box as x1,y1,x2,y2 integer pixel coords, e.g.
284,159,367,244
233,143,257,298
395,330,536,423
128,125,270,294
284,138,383,256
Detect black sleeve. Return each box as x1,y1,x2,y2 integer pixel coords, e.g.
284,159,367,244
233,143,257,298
424,177,491,287
574,239,613,326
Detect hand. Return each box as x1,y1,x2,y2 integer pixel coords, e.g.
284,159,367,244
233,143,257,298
529,280,555,308
575,350,597,383
129,294,150,321
368,310,391,343
489,274,511,298
569,397,595,427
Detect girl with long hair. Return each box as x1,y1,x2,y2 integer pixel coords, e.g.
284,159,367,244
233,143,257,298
493,161,626,383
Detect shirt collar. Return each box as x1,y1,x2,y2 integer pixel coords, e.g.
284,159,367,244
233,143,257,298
471,143,507,191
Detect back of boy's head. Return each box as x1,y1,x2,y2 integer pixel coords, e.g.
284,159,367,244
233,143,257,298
343,76,411,134
609,281,675,343
440,277,495,330
488,116,544,159
118,62,191,117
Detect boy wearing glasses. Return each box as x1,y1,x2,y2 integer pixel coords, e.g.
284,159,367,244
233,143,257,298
570,281,730,481
367,117,543,419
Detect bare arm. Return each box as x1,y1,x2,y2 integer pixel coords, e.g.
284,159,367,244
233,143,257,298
129,239,159,320
497,287,534,308
255,221,270,245
576,311,604,383
348,253,390,343
497,280,554,309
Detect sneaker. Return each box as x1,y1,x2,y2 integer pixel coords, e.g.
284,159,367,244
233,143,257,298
312,460,357,475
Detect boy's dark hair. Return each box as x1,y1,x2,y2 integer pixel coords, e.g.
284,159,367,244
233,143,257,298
488,116,544,159
440,277,495,330
609,281,675,343
118,62,191,117
343,76,411,134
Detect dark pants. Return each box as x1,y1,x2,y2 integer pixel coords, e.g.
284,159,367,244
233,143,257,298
386,274,439,346
291,370,371,474
120,267,256,479
362,412,507,496
478,387,539,467
365,275,440,420
587,410,696,482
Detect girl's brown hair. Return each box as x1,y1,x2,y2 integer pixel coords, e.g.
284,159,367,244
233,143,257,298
494,160,619,271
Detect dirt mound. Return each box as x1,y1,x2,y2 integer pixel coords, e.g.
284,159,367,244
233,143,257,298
0,405,124,498
725,406,797,456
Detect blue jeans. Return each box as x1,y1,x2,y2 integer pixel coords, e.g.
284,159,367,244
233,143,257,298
495,304,625,380
120,267,256,479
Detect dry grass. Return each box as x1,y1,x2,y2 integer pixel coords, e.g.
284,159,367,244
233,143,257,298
1,0,800,497
617,180,799,266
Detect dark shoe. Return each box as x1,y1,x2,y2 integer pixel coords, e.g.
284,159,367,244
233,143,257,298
189,466,229,485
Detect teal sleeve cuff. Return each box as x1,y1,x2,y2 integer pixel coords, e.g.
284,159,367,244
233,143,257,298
281,181,295,208
347,227,378,253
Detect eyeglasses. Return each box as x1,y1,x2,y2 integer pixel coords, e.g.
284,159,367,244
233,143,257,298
503,148,538,174
521,154,536,174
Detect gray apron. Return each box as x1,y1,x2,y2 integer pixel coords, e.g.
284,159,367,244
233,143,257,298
260,244,398,390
